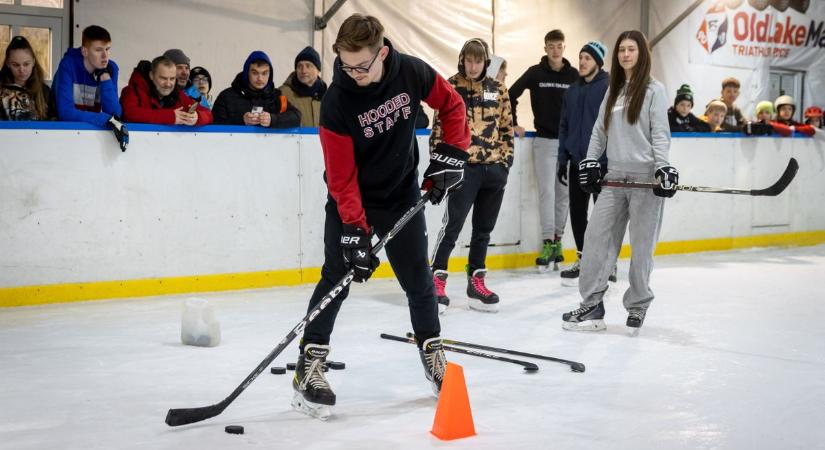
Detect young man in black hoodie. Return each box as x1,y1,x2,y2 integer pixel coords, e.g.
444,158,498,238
292,14,470,420
509,29,579,272
557,41,610,285
212,50,301,128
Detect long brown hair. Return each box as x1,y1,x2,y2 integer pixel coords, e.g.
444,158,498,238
604,30,651,131
0,36,48,119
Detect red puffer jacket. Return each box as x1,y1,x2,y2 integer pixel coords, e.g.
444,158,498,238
120,61,212,125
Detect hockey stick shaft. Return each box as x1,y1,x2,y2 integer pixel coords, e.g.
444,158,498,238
380,333,539,372
165,193,431,427
408,332,585,373
601,158,798,197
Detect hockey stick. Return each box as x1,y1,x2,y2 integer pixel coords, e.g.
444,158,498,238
380,333,539,372
601,158,798,196
407,332,585,373
165,193,432,427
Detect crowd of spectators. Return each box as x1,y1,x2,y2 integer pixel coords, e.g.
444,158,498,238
1,24,821,147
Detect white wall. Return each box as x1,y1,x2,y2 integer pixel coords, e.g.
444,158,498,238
1,127,823,288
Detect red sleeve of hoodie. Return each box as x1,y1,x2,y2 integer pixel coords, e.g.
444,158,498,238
423,73,470,151
769,121,793,137
319,126,368,230
120,82,176,125
793,123,816,136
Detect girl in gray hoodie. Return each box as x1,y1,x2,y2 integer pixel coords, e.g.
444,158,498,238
561,30,679,333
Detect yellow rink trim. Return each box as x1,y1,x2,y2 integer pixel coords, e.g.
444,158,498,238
2,230,824,308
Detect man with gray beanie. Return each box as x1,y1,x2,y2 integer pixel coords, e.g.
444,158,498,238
280,46,327,127
163,48,191,89
557,40,612,285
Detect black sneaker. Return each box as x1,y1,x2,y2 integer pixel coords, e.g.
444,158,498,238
608,265,617,283
562,302,606,331
418,337,447,396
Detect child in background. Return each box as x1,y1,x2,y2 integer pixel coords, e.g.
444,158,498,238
701,100,727,132
667,84,709,132
771,95,815,137
803,106,822,129
742,101,775,136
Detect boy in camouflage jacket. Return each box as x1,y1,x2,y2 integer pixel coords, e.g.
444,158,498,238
429,38,514,313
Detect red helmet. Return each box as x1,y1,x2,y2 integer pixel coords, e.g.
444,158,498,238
804,106,823,118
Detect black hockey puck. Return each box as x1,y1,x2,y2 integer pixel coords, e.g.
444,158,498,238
286,362,296,371
326,361,345,370
270,366,286,375
225,425,244,434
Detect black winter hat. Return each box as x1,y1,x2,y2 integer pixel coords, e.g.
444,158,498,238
674,84,694,107
295,46,321,71
189,66,212,91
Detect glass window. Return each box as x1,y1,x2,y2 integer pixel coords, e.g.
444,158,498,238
21,0,64,7
19,26,52,78
0,25,10,60
0,0,14,5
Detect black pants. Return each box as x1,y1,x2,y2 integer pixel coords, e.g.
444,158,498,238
568,163,598,252
431,163,509,272
301,193,439,347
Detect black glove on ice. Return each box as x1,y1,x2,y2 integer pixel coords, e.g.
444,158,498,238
578,158,602,194
107,116,129,152
340,224,380,283
653,165,679,198
421,143,469,205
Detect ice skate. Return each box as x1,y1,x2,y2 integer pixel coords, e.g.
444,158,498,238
292,343,335,420
432,269,450,314
560,252,581,287
561,301,606,331
626,311,645,336
609,265,617,283
467,268,499,313
536,240,553,272
418,336,447,397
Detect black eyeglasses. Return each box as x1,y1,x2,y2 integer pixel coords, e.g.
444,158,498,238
340,51,380,74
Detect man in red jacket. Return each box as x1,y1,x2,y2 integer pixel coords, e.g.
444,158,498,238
120,56,212,126
291,14,470,421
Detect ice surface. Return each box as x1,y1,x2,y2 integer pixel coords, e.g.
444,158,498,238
1,245,824,449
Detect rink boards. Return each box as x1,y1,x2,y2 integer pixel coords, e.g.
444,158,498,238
1,124,823,306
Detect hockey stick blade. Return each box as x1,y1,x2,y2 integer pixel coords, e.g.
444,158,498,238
381,333,539,372
601,158,798,197
407,332,585,373
165,194,431,427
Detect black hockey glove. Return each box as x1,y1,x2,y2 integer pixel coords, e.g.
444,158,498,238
578,158,602,194
653,165,679,198
107,116,129,152
340,224,380,283
557,163,568,186
421,143,469,205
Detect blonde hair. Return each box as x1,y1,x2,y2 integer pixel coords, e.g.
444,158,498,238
705,100,727,116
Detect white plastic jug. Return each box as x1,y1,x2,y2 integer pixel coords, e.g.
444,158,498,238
181,297,221,347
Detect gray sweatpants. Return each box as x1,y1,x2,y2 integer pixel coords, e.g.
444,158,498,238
533,137,569,239
578,170,664,313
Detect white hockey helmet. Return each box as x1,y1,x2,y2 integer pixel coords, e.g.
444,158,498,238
774,95,796,114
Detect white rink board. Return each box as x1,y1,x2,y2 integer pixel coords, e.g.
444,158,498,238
1,128,823,288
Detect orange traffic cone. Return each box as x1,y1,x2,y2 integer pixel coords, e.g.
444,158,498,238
431,362,476,440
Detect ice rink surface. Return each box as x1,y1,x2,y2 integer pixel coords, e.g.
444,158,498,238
2,245,824,450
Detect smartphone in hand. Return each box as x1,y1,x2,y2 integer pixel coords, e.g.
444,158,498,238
251,106,263,114
187,102,199,114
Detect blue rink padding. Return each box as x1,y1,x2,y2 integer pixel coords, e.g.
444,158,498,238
0,121,814,138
